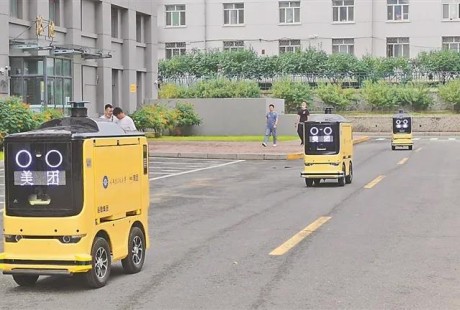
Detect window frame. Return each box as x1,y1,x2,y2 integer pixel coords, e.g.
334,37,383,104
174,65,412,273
386,37,410,58
442,1,460,20
387,0,409,21
332,38,355,55
442,36,460,51
332,0,354,23
166,4,186,27
10,0,23,19
223,3,244,25
223,40,245,52
279,1,301,24
165,42,186,59
279,39,301,54
49,0,61,27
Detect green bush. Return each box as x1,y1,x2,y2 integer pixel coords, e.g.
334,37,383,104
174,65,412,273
131,104,177,136
438,79,460,112
396,83,433,111
174,102,201,127
361,81,399,111
0,97,37,139
315,83,356,110
271,79,312,113
186,79,260,98
159,83,188,99
33,108,64,126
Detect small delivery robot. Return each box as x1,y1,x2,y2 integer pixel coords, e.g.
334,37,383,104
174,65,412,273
391,110,413,150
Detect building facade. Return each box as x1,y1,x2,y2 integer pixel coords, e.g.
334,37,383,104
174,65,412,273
157,0,460,59
1,0,159,117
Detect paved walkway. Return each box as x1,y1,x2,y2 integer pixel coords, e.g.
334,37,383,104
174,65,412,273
149,136,369,160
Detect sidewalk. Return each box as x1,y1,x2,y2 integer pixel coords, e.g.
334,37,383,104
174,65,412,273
149,136,369,160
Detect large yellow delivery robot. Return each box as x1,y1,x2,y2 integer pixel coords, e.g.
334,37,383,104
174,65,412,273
391,109,413,150
0,102,150,288
301,108,353,187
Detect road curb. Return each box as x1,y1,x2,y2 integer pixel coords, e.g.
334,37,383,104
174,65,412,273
149,136,370,161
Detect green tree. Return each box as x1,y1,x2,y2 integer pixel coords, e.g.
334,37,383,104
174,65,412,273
271,78,312,113
315,83,356,110
438,79,460,112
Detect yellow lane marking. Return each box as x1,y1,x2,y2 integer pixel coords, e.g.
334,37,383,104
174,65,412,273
397,157,408,165
415,147,422,153
269,216,331,256
364,175,385,189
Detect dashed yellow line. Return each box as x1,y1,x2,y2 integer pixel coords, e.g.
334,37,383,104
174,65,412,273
397,157,408,165
269,216,331,256
364,175,385,189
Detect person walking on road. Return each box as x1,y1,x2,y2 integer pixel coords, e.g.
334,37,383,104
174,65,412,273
262,104,279,147
295,101,310,145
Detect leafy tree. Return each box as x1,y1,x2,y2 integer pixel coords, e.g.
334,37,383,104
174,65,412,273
315,83,356,110
361,81,399,111
396,83,433,111
271,78,312,113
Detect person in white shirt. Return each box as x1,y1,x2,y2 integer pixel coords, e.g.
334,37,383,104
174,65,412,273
100,103,116,122
113,107,137,131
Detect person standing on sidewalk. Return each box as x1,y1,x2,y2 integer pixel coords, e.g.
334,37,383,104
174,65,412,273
295,101,310,145
262,104,279,147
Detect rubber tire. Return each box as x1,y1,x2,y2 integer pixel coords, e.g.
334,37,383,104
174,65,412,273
305,178,314,187
122,227,146,274
12,274,39,287
338,164,346,187
408,145,413,150
86,237,111,288
345,162,353,184
313,178,321,186
392,146,396,150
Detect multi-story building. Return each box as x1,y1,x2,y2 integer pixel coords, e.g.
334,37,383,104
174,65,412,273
1,0,159,117
157,0,460,60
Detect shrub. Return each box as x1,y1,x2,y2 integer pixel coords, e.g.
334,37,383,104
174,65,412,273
174,102,201,127
315,83,356,110
131,104,177,136
438,79,460,112
271,79,312,113
33,108,64,126
361,81,399,111
396,83,433,111
186,79,260,98
159,83,188,99
0,97,37,137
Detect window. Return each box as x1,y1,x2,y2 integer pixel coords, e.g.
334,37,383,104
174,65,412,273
111,6,120,38
279,39,301,53
333,0,354,22
10,0,23,19
387,37,410,58
442,1,460,20
166,4,186,27
279,1,300,24
442,36,460,51
387,0,409,21
165,42,186,59
223,40,244,52
332,38,354,55
136,13,146,43
224,3,244,25
49,0,60,26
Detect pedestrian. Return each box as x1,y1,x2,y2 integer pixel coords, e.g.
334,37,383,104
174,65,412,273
113,107,137,131
262,104,279,147
100,103,115,122
295,101,310,145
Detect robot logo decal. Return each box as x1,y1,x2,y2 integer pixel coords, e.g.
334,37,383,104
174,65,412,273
103,176,109,189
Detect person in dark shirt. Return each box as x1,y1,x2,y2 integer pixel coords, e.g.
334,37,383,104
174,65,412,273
295,101,310,145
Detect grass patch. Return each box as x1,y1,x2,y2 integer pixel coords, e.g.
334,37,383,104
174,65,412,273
0,151,3,161
147,135,298,142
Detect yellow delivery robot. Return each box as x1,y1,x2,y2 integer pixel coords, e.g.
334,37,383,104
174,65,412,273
301,108,353,187
391,109,413,150
0,102,150,288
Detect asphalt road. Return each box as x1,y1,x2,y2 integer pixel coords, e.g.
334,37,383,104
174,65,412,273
1,138,460,309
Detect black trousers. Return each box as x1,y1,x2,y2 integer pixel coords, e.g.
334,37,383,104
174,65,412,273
297,123,304,144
